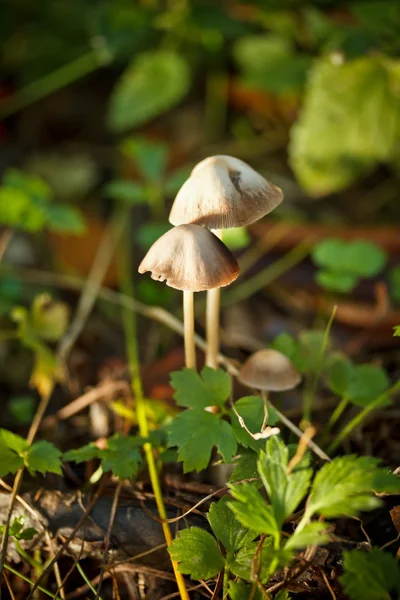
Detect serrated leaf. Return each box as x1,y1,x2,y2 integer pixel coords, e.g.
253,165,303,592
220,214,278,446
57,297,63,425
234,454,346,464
0,447,24,477
0,429,28,454
64,443,101,463
170,367,231,409
168,409,237,473
290,55,400,195
306,455,400,519
228,581,263,600
228,483,280,538
26,441,62,475
229,451,261,487
168,527,224,580
208,497,257,554
100,448,141,480
108,51,190,132
229,537,292,583
285,521,330,550
230,396,280,451
340,548,400,600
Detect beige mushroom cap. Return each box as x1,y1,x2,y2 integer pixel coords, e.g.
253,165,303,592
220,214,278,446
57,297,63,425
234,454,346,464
169,155,283,230
239,349,301,392
138,224,240,292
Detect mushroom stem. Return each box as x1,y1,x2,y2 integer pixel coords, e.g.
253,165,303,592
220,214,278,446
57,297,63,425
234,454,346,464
183,290,196,369
260,390,269,431
206,229,222,369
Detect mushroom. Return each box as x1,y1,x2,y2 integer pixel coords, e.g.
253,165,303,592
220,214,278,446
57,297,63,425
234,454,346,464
169,155,283,369
138,224,239,370
238,349,301,433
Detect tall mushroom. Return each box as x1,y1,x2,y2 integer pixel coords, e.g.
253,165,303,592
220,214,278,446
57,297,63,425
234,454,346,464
238,348,301,432
169,155,283,369
138,224,239,370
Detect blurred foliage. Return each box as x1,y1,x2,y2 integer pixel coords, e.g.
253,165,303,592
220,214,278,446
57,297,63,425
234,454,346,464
2,1,400,196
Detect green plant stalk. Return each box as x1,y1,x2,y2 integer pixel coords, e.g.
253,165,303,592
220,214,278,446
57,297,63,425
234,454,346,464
3,564,62,600
302,305,337,424
118,219,189,600
14,540,42,572
328,380,400,453
76,563,103,599
325,396,349,434
0,51,107,119
222,242,311,306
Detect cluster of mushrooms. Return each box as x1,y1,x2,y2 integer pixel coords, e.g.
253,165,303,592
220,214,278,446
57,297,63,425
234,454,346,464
139,155,301,437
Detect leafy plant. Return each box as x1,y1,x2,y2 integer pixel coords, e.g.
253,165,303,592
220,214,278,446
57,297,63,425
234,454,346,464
311,239,387,293
0,169,85,234
0,429,62,477
340,547,400,600
64,433,142,480
0,516,37,542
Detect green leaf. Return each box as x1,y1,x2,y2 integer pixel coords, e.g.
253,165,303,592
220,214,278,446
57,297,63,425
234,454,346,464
164,166,192,196
394,325,400,337
208,496,257,554
325,357,353,396
270,333,298,362
306,455,400,519
4,517,38,541
290,55,400,195
44,205,86,234
168,409,237,473
230,396,280,451
31,294,70,342
104,180,146,204
223,227,251,251
64,443,101,463
26,441,62,475
120,137,168,182
285,521,330,550
168,527,224,580
137,222,172,251
346,365,390,406
389,266,400,303
170,367,231,409
229,581,263,600
275,591,291,600
0,429,28,455
229,537,292,583
228,482,280,538
229,451,261,487
99,434,142,480
316,270,357,293
0,447,24,477
295,330,327,373
8,395,36,425
340,548,400,600
0,187,46,232
108,51,190,132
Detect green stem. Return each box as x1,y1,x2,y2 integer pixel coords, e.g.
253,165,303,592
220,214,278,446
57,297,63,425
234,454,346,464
14,540,42,571
302,305,337,424
118,217,189,600
76,563,103,599
328,380,400,454
3,564,62,600
0,51,108,119
223,242,310,306
223,567,229,599
325,397,349,434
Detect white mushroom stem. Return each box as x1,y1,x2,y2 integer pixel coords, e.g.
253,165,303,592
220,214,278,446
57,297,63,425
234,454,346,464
183,291,196,370
206,230,222,369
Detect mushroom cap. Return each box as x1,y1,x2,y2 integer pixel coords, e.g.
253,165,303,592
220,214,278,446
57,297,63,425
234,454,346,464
238,349,301,392
169,155,283,230
138,224,240,292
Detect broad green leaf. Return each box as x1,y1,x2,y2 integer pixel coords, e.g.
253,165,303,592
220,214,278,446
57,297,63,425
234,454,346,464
108,51,190,132
394,325,400,336
275,591,291,600
168,527,224,580
0,187,46,232
270,333,298,362
26,441,62,475
44,205,86,234
229,581,263,600
389,266,400,303
31,294,69,342
228,483,280,538
100,448,141,480
8,395,36,425
64,443,101,463
230,396,280,451
208,497,257,554
167,409,237,473
316,270,357,293
346,365,390,407
340,547,400,600
290,55,400,195
229,538,292,583
295,330,327,373
120,137,168,182
170,367,231,409
0,447,24,477
325,357,353,396
306,455,400,519
0,429,28,454
104,180,146,204
285,521,330,550
229,451,261,488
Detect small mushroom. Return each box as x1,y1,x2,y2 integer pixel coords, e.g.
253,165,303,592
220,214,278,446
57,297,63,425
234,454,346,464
138,224,239,370
169,155,283,370
238,349,301,433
